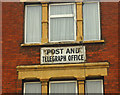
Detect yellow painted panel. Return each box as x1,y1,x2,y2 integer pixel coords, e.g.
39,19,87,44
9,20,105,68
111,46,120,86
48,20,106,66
78,81,84,94
76,2,83,42
17,62,109,80
41,4,48,43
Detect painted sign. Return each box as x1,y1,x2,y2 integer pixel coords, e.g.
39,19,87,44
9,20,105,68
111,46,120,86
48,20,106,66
41,46,86,64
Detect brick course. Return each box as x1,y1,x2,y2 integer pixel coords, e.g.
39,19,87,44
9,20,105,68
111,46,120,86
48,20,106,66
2,2,119,93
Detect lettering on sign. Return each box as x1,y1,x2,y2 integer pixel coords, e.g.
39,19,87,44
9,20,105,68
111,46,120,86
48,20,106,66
41,46,86,64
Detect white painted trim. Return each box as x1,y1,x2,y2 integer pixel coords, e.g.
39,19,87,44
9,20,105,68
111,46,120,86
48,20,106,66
50,3,75,6
23,82,41,94
85,79,103,93
24,42,41,44
24,5,27,44
74,3,76,42
24,4,42,44
49,3,76,42
98,2,101,40
48,40,76,43
49,80,78,93
50,14,74,18
49,3,50,42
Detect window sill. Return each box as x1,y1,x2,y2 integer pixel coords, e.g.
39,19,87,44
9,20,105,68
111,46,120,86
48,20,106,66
83,40,105,44
21,40,104,47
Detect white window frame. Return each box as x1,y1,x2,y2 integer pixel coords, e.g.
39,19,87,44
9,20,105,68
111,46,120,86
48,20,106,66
24,4,42,44
83,1,101,41
23,82,41,94
49,80,78,93
85,79,104,94
49,3,76,42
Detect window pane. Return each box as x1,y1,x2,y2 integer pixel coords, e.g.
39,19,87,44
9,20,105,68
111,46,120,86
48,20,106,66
25,82,41,93
50,17,74,41
50,4,74,15
84,0,100,2
26,5,42,43
85,80,103,94
50,82,77,93
83,2,100,41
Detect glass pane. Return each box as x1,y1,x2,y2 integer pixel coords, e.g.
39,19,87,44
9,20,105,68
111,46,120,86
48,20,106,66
26,5,42,43
85,80,103,94
50,82,77,93
84,0,100,2
50,4,74,15
50,17,74,41
83,2,100,41
25,82,41,94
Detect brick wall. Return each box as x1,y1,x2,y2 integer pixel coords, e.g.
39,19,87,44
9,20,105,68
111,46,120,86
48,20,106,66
2,2,119,93
2,2,24,93
118,1,120,93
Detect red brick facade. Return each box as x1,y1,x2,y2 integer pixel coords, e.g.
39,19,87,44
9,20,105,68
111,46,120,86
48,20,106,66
118,2,120,91
2,2,119,94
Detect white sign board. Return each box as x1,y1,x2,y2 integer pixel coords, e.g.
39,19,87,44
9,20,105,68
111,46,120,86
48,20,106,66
41,46,86,64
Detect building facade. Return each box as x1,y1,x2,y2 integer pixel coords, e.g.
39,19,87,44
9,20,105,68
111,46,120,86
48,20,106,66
2,0,119,94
